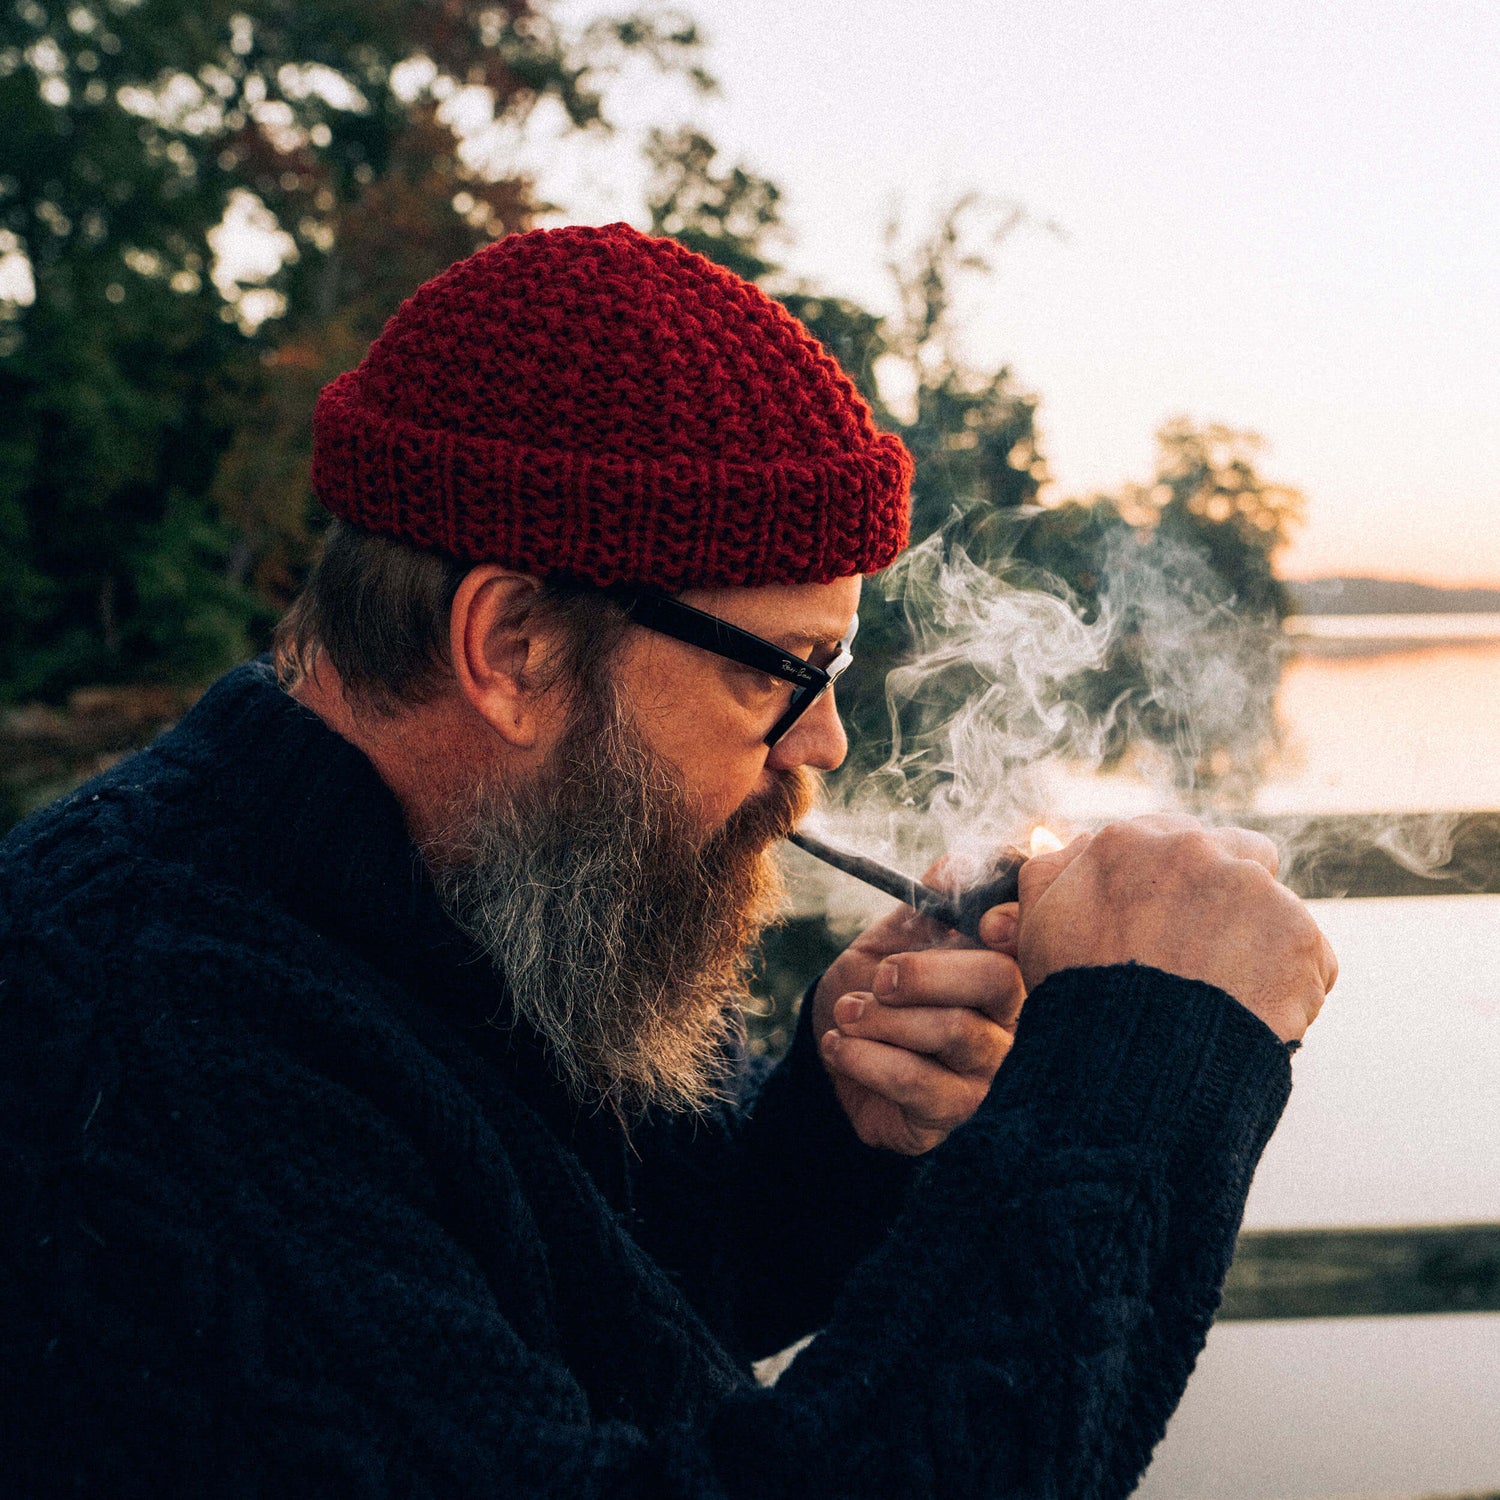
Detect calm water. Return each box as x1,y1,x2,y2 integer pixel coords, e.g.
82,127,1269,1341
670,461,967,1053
1140,620,1500,1500
1263,615,1500,813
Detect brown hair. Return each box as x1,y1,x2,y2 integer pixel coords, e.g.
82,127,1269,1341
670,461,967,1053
273,521,630,716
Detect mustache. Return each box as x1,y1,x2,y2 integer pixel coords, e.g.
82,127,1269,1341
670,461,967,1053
707,766,817,861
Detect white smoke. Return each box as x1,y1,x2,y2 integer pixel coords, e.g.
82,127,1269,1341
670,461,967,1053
791,522,1463,930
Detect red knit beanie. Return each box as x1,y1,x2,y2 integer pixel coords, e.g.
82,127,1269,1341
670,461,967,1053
312,223,911,589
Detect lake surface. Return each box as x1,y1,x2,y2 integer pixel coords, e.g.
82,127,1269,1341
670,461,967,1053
1140,619,1500,1499
1263,616,1500,814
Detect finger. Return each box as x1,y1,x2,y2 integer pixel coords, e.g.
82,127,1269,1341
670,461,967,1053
820,1029,988,1129
1017,832,1092,909
1206,825,1281,878
851,899,973,959
833,993,1013,1077
870,948,1025,1026
1316,925,1339,994
977,901,1018,954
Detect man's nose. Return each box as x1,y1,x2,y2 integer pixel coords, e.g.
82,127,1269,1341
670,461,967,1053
767,688,847,773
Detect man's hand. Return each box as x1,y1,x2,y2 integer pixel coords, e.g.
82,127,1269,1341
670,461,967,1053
813,886,1024,1156
1018,814,1338,1044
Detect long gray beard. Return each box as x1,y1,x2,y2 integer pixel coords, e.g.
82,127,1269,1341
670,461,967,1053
429,694,810,1115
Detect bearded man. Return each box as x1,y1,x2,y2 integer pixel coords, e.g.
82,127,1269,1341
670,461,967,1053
0,224,1335,1498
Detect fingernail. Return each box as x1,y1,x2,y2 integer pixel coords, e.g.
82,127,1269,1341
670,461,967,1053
835,993,866,1025
820,1028,840,1052
874,962,898,997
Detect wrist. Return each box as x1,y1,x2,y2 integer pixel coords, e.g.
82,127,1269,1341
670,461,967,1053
981,962,1293,1166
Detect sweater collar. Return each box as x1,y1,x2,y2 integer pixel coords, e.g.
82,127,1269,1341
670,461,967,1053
156,658,490,1006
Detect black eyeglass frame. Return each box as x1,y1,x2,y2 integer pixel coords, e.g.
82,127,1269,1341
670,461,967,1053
609,588,857,747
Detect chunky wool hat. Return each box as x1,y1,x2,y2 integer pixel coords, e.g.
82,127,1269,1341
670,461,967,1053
312,223,912,589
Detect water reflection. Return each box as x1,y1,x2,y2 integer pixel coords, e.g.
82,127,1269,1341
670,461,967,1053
1286,611,1500,646
1264,633,1500,813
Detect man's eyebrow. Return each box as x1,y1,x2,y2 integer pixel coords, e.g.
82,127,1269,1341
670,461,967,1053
768,626,847,653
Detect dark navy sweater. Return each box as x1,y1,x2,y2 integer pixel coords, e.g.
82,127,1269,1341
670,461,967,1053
0,660,1292,1497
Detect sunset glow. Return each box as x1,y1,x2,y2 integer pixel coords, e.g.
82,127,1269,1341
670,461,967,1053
547,0,1500,588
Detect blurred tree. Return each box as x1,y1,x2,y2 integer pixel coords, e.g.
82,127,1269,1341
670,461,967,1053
0,0,709,701
1010,420,1304,801
878,196,1049,552
1014,419,1304,621
644,125,892,410
1136,417,1303,619
644,125,780,285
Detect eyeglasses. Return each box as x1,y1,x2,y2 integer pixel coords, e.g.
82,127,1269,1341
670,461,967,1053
611,589,858,747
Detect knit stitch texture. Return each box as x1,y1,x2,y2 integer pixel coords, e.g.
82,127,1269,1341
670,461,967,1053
312,224,913,588
0,661,1293,1498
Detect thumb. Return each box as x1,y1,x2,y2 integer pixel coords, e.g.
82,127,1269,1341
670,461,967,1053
1018,833,1092,912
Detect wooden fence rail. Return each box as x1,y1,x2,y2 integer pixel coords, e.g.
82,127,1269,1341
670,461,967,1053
1246,811,1500,899
1222,1224,1500,1321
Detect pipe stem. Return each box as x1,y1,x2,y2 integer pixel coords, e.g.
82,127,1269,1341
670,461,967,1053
787,830,1022,941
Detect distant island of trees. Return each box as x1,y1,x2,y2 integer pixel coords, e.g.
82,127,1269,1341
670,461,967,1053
1285,578,1500,615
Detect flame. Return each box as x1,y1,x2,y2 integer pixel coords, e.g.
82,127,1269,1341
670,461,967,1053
1028,825,1065,857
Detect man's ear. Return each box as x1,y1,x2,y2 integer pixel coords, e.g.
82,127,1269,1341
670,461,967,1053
449,567,552,748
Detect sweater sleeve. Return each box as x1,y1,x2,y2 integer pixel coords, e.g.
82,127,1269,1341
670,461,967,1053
728,962,1293,1499
3,949,1290,1500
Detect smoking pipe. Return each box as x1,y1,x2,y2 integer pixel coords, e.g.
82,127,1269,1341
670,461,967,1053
787,830,1024,941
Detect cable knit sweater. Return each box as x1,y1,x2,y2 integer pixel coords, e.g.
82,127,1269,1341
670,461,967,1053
0,660,1292,1498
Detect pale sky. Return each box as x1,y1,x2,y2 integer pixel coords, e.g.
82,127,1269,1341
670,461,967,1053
528,0,1500,586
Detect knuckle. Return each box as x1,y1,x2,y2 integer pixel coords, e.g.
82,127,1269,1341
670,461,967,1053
1089,822,1133,862
892,1063,937,1111
1245,829,1282,875
1292,913,1322,957
1000,957,1026,1002
955,1014,1008,1076
919,1083,976,1132
1231,857,1281,903
1280,895,1324,951
894,949,935,993
1261,893,1336,990
973,1008,1003,1046
944,1081,990,1129
983,950,1020,986
1322,939,1340,991
1170,827,1220,870
945,1008,984,1056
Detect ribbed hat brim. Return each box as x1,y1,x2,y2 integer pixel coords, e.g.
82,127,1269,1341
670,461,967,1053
313,369,912,588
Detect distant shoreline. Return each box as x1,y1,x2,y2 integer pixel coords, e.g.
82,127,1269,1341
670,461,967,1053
1284,575,1500,615
1283,611,1500,657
